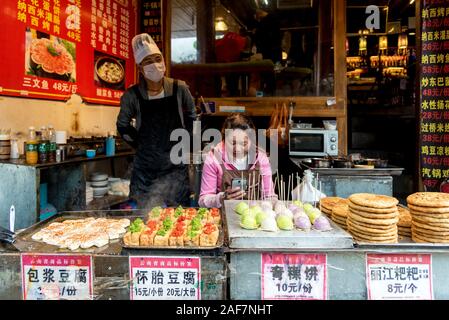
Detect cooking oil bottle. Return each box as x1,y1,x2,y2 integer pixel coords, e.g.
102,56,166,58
26,126,38,164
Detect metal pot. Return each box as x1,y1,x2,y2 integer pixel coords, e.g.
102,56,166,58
332,158,353,168
311,158,331,168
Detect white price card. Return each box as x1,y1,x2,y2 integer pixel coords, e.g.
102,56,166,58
261,253,327,300
129,256,201,300
21,254,93,300
366,254,433,300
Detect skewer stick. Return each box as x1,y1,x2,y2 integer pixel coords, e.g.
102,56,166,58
242,171,244,201
287,174,291,203
258,174,261,201
319,181,322,212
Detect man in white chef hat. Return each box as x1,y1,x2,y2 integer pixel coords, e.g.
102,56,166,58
117,33,196,209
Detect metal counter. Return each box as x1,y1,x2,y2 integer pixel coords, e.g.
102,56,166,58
224,200,354,250
0,209,227,300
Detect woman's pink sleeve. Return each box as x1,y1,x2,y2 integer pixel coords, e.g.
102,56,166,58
198,155,224,208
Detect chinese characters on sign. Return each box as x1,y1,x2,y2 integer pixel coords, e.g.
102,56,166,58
140,0,162,50
261,253,327,300
0,0,136,105
129,256,201,300
420,1,449,191
21,254,93,300
366,254,433,300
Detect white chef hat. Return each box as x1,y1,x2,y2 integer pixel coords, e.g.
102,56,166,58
132,33,162,64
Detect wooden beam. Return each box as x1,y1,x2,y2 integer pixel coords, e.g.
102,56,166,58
334,0,348,155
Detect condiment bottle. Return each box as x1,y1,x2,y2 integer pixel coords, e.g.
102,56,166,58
38,126,49,164
47,125,56,162
105,131,116,156
26,127,38,164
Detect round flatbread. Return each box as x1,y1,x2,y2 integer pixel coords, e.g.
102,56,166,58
398,207,412,227
398,226,411,232
321,207,333,215
411,220,449,232
412,233,449,243
333,221,347,229
332,203,350,218
348,211,398,226
408,204,449,213
332,216,347,224
346,217,395,230
349,193,399,209
412,217,449,229
410,210,449,220
349,208,399,220
347,220,397,235
320,197,346,209
407,192,449,208
349,202,397,214
352,235,398,243
350,229,398,241
412,226,449,238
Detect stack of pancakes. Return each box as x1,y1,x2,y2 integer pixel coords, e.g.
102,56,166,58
407,192,449,243
397,206,412,238
320,197,347,217
331,202,350,230
347,193,399,243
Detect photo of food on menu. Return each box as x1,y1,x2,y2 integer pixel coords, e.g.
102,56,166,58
94,50,126,91
24,27,76,83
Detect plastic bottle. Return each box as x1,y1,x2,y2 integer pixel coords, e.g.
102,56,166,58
26,127,38,164
105,131,116,156
47,125,57,162
38,126,49,163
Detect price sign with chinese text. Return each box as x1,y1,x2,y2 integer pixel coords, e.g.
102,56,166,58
420,1,449,191
129,256,201,300
366,254,433,300
0,0,137,105
21,254,93,300
261,253,327,300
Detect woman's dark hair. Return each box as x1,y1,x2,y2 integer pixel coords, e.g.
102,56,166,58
221,114,256,138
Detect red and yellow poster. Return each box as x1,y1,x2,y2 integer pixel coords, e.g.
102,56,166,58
0,0,137,105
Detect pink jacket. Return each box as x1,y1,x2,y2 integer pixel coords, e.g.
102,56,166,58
199,142,276,208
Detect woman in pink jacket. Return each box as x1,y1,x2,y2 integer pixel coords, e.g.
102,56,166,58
199,114,277,208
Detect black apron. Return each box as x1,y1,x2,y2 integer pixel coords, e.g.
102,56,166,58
130,81,190,209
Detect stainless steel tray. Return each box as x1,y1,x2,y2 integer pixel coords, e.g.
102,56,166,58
224,200,354,250
121,209,225,251
291,158,405,176
13,210,144,255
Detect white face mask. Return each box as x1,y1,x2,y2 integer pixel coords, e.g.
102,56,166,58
143,61,166,82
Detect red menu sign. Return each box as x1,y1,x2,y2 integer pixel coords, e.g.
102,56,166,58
0,0,137,105
420,1,449,191
140,0,163,50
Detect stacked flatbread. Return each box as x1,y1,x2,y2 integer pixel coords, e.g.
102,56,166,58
320,197,346,217
347,193,399,243
407,192,449,243
331,201,350,230
397,206,412,238
31,217,130,250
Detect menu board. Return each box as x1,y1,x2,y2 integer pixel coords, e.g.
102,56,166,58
140,0,163,51
0,0,137,105
420,1,449,191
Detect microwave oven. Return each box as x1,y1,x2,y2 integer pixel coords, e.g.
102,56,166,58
289,129,339,157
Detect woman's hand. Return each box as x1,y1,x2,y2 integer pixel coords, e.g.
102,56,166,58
224,187,246,200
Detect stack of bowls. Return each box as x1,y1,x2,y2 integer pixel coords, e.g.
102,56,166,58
89,172,109,198
86,183,94,204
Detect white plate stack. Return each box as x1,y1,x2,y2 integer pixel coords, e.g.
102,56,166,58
90,172,110,198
